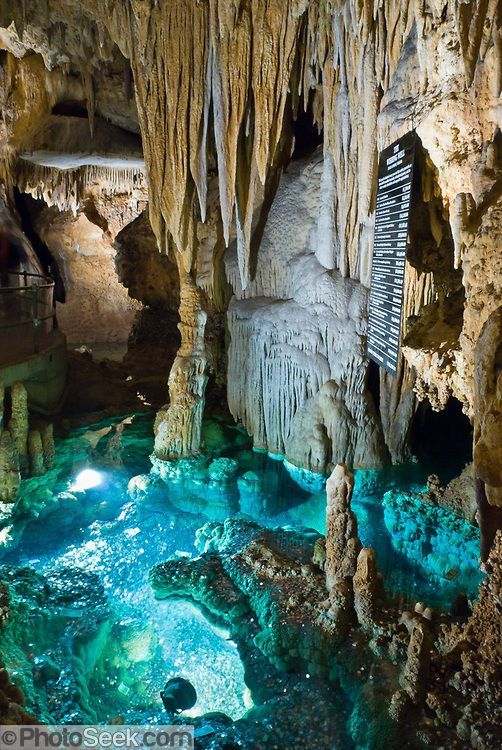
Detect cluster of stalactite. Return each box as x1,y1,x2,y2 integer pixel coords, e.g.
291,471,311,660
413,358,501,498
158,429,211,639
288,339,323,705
33,0,494,287
15,161,147,215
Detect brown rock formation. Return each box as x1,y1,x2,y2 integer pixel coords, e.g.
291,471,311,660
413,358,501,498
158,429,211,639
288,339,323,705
353,547,380,629
324,464,362,629
325,464,361,591
474,306,502,559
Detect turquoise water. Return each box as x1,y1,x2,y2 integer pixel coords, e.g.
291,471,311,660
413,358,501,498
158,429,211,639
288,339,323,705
0,412,483,723
152,417,483,608
1,415,249,723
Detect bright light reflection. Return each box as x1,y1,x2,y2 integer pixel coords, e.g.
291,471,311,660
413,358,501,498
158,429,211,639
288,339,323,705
70,468,103,492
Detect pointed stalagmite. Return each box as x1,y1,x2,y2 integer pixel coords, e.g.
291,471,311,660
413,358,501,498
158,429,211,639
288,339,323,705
0,430,20,503
353,546,380,628
28,430,45,477
325,463,361,592
324,463,361,628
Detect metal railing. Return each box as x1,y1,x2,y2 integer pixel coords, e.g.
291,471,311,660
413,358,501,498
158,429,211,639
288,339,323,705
0,270,56,355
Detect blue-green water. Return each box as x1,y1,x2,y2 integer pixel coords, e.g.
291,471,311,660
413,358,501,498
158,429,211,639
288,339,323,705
0,412,483,723
151,417,482,608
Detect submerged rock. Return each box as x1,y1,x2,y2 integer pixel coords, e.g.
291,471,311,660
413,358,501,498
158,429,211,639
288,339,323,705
0,565,110,724
382,489,482,594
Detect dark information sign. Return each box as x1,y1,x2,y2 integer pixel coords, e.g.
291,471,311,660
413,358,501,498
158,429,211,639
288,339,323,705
367,131,416,376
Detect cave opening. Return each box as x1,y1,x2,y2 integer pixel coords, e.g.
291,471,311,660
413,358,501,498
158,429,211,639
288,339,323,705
13,189,66,302
410,396,473,481
51,100,89,118
366,359,381,412
291,95,323,160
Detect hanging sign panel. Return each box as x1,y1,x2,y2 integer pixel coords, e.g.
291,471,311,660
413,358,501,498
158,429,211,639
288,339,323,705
367,131,416,376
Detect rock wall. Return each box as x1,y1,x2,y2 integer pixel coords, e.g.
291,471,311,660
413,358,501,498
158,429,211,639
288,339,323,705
32,201,143,345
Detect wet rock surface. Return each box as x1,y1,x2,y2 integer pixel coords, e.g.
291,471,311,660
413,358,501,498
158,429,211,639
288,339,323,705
0,565,109,723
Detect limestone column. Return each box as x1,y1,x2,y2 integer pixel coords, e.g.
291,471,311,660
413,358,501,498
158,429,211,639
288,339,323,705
154,269,208,459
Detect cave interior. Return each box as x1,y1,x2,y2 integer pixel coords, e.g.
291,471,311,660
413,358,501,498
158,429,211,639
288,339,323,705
0,2,501,749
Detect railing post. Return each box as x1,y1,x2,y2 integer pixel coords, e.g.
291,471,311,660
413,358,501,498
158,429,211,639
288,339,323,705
32,285,40,354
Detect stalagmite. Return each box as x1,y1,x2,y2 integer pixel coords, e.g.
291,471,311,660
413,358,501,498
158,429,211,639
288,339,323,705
41,424,55,470
0,431,20,503
28,430,45,477
326,466,360,589
353,546,380,629
8,383,28,463
399,617,432,705
324,464,361,627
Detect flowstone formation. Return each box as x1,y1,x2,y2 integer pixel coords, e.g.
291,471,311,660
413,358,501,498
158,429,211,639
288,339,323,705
226,155,388,471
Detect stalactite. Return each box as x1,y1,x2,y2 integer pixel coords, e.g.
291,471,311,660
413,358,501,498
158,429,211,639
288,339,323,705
15,161,147,214
454,0,494,85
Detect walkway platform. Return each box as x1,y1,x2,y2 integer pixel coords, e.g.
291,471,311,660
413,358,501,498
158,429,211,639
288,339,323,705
0,272,67,414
